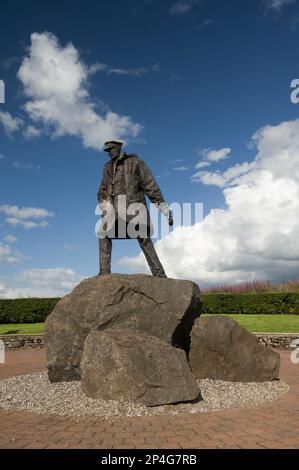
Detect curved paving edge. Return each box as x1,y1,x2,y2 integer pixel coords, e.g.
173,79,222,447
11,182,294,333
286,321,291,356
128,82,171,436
0,350,298,449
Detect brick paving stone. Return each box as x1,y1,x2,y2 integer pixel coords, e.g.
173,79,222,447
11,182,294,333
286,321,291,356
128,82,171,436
0,349,298,449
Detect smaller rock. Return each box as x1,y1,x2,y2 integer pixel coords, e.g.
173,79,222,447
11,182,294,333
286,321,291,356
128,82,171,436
189,316,280,382
81,329,200,406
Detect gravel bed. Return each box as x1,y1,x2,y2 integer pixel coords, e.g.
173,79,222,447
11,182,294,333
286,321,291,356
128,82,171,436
0,372,290,418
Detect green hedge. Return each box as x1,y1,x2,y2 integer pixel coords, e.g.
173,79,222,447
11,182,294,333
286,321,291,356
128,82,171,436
1,292,299,324
202,293,299,315
0,298,60,324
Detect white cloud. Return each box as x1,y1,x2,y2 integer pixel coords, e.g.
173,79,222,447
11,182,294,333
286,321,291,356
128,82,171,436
191,171,226,187
106,63,160,77
0,204,54,229
264,0,296,11
169,1,196,15
0,268,82,298
89,62,165,79
0,205,54,220
172,166,188,171
17,32,142,149
0,152,6,160
198,147,232,163
0,244,12,262
194,161,210,169
192,161,255,187
11,161,40,170
23,125,42,139
0,242,28,265
119,118,299,286
6,218,50,229
19,268,81,290
199,19,214,30
3,235,18,243
195,147,231,171
0,111,23,135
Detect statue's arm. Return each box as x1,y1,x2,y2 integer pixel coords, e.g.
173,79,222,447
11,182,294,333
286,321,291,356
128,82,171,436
138,160,172,223
97,169,109,203
138,159,165,205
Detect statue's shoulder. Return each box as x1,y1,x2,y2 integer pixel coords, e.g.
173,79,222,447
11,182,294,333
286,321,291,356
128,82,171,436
124,152,139,159
123,152,140,163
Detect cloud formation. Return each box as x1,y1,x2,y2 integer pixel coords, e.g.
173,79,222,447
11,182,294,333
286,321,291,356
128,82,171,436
119,118,299,286
169,1,197,15
199,19,214,30
0,268,82,298
0,204,54,229
172,166,189,171
3,235,18,243
23,125,42,139
0,242,28,265
0,243,16,264
193,147,232,175
16,32,142,149
11,160,40,170
264,0,296,11
6,219,50,229
192,161,254,188
200,147,231,163
0,111,23,135
108,64,160,77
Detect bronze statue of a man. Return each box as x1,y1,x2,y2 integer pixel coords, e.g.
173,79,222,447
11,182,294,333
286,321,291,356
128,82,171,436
97,140,173,277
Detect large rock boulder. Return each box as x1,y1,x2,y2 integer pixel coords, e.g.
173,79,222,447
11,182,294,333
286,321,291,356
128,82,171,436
189,316,280,382
45,274,202,382
81,329,200,406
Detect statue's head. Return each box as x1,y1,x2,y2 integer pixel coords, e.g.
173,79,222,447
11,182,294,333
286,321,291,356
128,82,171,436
103,140,123,159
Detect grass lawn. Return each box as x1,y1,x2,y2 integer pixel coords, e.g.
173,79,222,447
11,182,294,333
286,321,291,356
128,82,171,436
0,315,299,334
203,314,299,333
0,323,45,335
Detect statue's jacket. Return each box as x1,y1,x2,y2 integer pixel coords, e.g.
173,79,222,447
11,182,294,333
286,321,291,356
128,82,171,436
97,153,165,238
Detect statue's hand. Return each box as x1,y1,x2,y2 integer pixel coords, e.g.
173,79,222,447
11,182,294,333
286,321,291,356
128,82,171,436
158,203,173,226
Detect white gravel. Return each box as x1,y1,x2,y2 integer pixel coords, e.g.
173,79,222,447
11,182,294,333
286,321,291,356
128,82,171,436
0,372,290,418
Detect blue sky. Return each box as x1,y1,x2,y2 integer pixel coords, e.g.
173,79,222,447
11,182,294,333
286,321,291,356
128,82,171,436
1,0,299,296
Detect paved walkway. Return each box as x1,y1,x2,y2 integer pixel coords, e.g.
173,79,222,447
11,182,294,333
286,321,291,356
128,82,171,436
0,349,298,449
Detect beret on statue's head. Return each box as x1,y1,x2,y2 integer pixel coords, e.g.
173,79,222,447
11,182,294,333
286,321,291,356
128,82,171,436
104,140,124,152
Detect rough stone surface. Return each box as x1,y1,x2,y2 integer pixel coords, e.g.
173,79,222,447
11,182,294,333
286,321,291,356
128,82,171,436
45,274,202,382
81,329,200,406
189,316,280,382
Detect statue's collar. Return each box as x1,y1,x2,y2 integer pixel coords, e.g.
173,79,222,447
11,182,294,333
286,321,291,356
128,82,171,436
105,152,128,166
